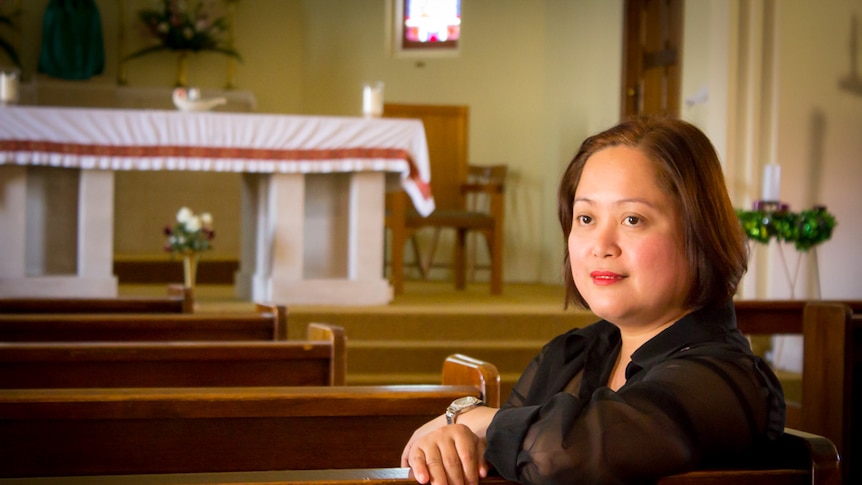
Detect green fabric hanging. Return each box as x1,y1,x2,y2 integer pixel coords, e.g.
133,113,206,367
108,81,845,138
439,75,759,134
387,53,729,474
38,0,105,80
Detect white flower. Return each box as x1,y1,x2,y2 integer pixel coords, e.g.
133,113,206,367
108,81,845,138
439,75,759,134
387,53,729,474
200,212,213,227
176,207,193,223
185,216,202,232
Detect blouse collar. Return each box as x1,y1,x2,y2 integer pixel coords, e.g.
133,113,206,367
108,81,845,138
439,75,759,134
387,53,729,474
626,300,738,378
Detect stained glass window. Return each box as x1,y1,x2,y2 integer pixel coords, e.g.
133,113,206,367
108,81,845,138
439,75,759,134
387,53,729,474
401,0,460,50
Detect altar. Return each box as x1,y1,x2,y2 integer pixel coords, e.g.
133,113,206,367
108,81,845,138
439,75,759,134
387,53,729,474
0,106,433,305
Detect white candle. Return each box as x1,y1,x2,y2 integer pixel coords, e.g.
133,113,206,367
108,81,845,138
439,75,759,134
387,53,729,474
0,69,19,104
362,82,384,117
761,163,781,201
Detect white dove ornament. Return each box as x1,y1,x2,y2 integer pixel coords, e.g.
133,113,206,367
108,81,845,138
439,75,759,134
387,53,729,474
172,87,227,112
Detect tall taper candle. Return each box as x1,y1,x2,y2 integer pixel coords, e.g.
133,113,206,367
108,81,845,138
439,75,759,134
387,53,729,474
761,163,781,201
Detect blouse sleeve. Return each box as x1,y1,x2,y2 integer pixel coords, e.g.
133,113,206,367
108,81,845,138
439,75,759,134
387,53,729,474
484,350,782,485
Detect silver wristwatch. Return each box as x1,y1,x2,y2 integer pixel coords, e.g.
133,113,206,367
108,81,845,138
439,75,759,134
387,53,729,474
445,396,485,425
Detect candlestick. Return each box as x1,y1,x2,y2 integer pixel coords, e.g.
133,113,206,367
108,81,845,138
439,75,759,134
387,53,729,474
761,163,781,201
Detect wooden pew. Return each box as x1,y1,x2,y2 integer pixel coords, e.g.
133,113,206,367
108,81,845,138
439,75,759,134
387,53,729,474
734,300,862,335
801,302,860,485
0,429,839,484
735,300,860,485
733,300,862,427
0,285,194,314
0,302,288,342
0,354,496,478
0,322,344,389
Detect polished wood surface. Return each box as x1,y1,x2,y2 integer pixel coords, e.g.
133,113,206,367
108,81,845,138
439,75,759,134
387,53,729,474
0,286,191,314
0,322,343,389
801,303,860,485
0,429,838,484
0,304,286,342
734,300,862,335
0,351,498,478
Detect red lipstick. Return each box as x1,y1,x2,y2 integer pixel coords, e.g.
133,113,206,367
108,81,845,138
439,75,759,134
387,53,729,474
590,271,623,285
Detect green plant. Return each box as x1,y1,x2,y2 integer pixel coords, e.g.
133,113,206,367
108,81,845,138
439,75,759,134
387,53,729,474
0,4,21,67
125,0,241,63
736,205,837,252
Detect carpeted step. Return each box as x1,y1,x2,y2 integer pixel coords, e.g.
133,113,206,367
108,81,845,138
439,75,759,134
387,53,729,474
288,311,595,341
345,339,544,376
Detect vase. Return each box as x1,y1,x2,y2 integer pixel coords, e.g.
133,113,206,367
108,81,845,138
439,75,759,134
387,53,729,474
176,51,190,87
182,253,199,289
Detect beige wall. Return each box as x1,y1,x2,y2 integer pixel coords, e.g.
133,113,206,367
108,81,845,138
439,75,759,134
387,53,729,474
771,0,862,300
10,0,861,294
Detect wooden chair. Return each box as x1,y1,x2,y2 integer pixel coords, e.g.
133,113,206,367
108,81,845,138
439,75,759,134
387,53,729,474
0,302,288,342
0,322,345,388
383,103,506,295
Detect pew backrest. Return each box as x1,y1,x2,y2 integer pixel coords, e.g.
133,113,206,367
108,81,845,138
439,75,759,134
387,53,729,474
0,303,288,342
802,302,859,485
0,322,342,389
0,295,188,314
0,285,195,314
0,427,837,484
0,384,483,477
734,300,862,335
733,300,858,485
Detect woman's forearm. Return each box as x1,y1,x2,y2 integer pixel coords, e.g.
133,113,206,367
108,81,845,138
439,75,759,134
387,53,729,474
455,406,499,439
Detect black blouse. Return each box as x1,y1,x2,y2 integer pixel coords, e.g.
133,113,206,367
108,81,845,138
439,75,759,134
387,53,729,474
484,301,786,485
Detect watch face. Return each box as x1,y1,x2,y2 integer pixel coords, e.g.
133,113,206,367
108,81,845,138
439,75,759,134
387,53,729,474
451,396,481,410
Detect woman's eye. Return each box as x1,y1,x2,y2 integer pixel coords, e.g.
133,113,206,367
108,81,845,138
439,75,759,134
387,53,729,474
578,215,592,224
624,216,641,225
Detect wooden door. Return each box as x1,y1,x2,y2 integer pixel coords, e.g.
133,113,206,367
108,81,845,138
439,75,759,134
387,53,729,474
621,0,684,118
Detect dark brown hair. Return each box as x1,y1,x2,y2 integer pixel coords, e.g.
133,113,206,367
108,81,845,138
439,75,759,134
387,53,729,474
558,116,747,310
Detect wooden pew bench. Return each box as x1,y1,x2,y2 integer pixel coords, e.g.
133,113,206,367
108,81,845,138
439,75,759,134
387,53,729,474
0,428,839,484
735,300,860,485
801,302,860,485
0,354,496,478
0,285,194,314
733,300,862,426
0,303,288,342
0,322,345,389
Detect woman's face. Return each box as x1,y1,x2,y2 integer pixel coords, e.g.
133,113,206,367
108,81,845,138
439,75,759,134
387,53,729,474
568,145,691,330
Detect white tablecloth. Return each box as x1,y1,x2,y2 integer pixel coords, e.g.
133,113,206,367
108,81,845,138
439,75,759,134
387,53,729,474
0,106,434,216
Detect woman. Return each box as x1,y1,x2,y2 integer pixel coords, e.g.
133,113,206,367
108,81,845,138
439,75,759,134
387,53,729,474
401,116,785,485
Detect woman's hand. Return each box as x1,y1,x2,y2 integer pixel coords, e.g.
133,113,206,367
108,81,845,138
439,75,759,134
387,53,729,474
402,419,490,485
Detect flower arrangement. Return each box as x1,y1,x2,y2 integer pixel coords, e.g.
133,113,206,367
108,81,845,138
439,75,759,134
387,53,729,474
736,205,837,252
125,0,241,63
163,207,215,255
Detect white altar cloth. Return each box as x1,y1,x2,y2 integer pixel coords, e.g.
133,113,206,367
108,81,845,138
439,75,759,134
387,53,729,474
0,106,434,216
0,106,433,305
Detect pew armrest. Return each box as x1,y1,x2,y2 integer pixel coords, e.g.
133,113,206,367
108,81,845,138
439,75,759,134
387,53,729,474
441,353,500,407
306,323,347,386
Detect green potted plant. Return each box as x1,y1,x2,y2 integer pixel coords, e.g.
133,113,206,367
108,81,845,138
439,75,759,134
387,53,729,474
0,4,21,67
